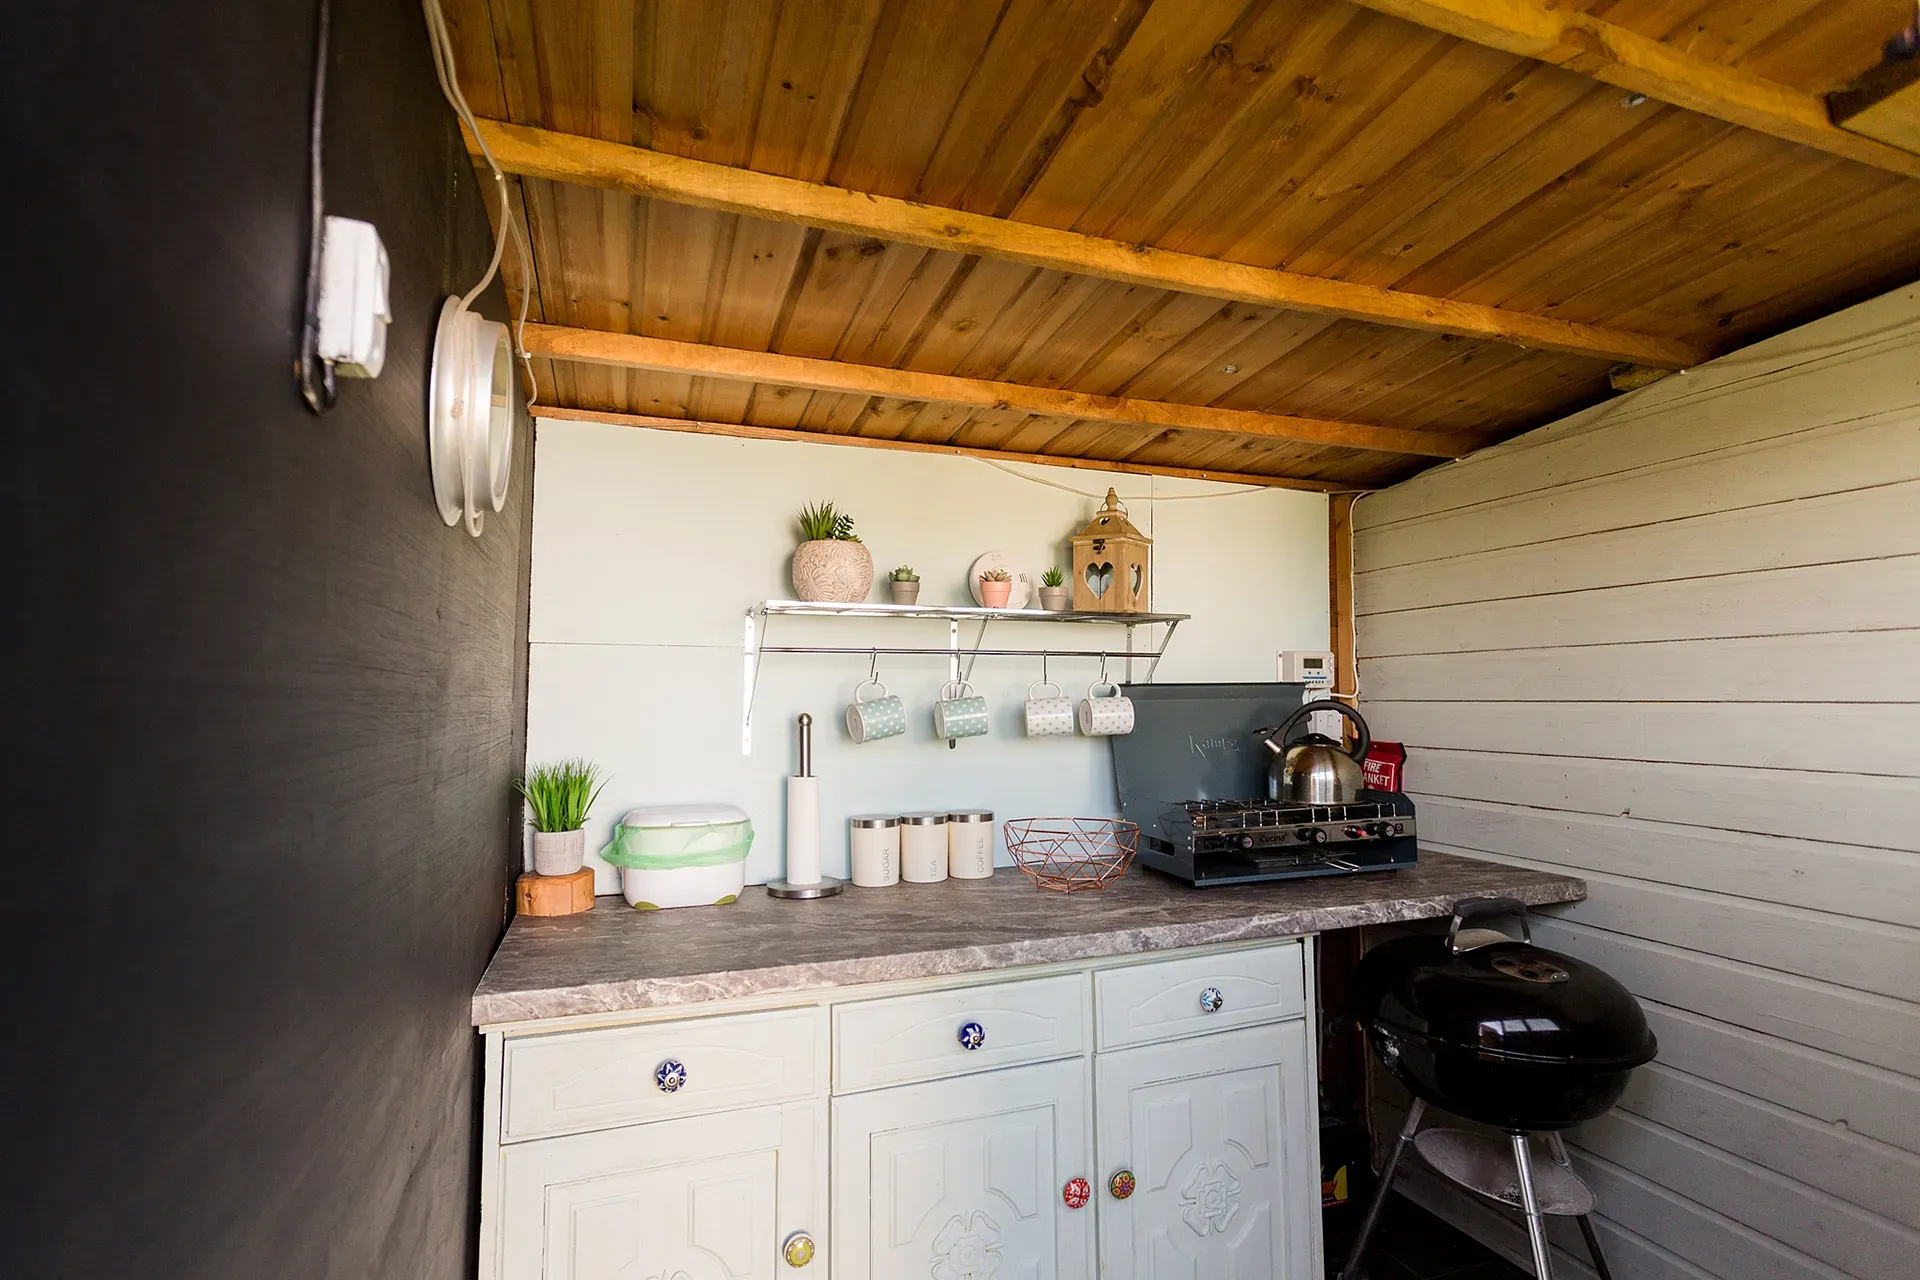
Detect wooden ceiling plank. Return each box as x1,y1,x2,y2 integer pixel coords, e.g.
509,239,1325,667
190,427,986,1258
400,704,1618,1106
533,405,1361,491
1343,0,1920,178
467,119,1701,367
520,323,1474,457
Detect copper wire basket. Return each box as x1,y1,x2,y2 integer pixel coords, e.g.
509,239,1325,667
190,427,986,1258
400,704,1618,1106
1004,818,1140,892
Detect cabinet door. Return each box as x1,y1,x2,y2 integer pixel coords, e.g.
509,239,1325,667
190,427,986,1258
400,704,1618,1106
832,1058,1094,1279
1096,1022,1316,1280
497,1101,824,1280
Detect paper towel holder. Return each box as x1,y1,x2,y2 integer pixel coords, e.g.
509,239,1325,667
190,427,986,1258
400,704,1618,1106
768,713,846,900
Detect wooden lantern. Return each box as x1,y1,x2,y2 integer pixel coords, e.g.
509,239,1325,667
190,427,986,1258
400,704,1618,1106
1069,488,1151,613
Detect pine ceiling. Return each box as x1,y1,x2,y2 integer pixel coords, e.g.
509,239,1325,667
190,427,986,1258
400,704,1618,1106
439,0,1920,490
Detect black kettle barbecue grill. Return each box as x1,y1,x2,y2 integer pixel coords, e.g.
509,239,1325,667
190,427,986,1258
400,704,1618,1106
1338,897,1658,1280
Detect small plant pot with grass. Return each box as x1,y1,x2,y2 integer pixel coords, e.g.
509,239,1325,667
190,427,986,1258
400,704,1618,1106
887,565,921,605
791,501,873,602
979,566,1014,608
515,759,609,877
1037,566,1070,611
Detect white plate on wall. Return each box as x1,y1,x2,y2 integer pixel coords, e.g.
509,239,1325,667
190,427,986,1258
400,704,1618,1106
967,550,1032,609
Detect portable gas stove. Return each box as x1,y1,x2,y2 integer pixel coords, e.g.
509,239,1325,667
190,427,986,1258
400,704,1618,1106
1110,683,1418,886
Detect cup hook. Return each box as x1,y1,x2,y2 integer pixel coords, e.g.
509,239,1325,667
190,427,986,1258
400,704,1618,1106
868,649,880,683
1099,653,1110,685
1041,652,1050,686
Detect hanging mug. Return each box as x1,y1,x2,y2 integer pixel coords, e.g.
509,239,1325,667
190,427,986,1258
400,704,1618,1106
1078,681,1135,736
846,678,907,743
1024,680,1074,738
933,680,990,741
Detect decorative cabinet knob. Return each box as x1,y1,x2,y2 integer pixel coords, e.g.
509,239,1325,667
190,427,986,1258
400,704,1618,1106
782,1231,816,1267
1199,986,1225,1014
1109,1170,1137,1200
1063,1177,1092,1209
957,1021,986,1050
654,1059,688,1093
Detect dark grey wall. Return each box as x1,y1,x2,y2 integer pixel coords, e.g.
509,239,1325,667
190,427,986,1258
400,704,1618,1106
0,1,529,1275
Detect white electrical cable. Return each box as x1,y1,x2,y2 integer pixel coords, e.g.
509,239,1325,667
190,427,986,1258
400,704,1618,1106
973,457,1286,502
420,0,537,408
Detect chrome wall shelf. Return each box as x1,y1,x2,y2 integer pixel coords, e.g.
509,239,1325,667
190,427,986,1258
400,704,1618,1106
741,599,1189,753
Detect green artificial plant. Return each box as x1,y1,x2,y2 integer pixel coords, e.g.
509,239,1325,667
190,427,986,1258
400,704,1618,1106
514,759,609,833
797,500,861,543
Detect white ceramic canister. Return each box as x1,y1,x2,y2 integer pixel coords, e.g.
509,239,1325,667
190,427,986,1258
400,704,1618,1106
900,811,950,883
849,814,901,887
948,809,995,879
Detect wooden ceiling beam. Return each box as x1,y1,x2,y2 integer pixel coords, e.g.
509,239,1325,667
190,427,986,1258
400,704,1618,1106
535,406,1364,493
471,120,1701,369
1346,0,1920,181
520,323,1475,458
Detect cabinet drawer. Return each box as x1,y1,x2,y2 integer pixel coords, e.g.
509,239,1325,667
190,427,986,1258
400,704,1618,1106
833,973,1089,1092
1095,942,1304,1050
501,1006,825,1141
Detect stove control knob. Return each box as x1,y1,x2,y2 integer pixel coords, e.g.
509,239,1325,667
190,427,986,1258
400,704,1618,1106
1299,827,1328,844
1239,835,1256,849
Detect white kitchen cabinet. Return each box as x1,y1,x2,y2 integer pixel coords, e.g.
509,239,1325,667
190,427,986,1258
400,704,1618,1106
831,1058,1094,1279
496,1100,825,1280
478,939,1318,1280
1095,1021,1316,1280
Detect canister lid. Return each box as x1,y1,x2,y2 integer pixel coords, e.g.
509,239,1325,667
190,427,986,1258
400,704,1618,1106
948,809,994,823
901,810,949,825
848,814,900,828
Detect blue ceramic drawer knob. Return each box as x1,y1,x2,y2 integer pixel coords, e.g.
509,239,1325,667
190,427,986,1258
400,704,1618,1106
655,1059,688,1092
957,1021,986,1051
1199,986,1225,1014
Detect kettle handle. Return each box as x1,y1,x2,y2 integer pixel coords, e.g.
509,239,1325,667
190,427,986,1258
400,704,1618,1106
1446,896,1532,952
1272,699,1371,766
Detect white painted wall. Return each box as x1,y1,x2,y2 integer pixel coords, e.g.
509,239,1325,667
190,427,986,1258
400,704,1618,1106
526,423,1330,892
1354,282,1920,1280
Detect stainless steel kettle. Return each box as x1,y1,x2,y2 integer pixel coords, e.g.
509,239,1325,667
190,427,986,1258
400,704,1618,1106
1256,700,1372,804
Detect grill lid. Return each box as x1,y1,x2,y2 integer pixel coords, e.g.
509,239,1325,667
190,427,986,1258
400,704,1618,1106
1359,900,1656,1070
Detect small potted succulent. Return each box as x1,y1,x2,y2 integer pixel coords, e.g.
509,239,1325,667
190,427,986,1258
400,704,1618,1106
978,566,1014,608
888,565,921,605
791,500,873,603
1037,566,1070,611
515,759,609,877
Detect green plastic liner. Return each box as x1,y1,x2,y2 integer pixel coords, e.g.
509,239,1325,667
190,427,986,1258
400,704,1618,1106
600,819,753,871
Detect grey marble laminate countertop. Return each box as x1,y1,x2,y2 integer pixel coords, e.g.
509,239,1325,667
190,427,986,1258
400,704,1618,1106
472,851,1583,1026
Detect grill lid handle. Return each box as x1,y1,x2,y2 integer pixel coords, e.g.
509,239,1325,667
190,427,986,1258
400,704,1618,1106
1446,896,1532,953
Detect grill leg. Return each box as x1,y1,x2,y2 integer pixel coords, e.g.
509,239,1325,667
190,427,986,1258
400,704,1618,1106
1511,1133,1555,1279
1337,1097,1424,1280
1543,1133,1614,1280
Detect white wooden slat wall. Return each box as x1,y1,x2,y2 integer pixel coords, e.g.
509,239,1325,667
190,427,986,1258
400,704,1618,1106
1353,282,1920,1280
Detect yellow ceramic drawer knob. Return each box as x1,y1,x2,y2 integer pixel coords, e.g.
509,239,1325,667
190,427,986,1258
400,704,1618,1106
783,1231,816,1268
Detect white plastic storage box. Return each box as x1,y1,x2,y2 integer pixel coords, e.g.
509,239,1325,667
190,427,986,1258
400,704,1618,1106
598,804,753,910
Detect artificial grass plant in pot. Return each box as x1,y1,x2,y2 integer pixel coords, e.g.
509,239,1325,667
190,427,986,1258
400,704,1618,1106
515,759,609,876
1038,566,1070,611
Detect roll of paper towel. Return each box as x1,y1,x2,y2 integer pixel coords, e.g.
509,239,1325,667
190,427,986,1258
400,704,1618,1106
785,774,822,886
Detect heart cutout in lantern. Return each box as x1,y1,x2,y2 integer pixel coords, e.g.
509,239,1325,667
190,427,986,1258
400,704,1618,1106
1131,564,1144,599
1084,561,1114,598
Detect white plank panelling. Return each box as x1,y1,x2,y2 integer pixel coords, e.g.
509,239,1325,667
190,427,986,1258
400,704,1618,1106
1430,851,1920,1001
1402,798,1920,926
1371,700,1920,776
1358,281,1920,529
1572,1113,1915,1279
1638,1002,1920,1156
1357,411,1920,574
1364,629,1920,703
1408,752,1920,850
1529,917,1920,1079
1358,554,1920,654
1356,480,1920,616
1355,285,1920,1280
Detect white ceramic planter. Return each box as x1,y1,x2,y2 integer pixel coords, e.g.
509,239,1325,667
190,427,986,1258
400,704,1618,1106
1038,586,1070,611
791,540,873,602
530,827,587,876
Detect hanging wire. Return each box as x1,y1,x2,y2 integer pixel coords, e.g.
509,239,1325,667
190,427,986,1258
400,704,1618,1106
420,0,539,408
296,0,336,414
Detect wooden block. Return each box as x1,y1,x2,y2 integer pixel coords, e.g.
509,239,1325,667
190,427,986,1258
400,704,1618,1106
516,868,596,916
